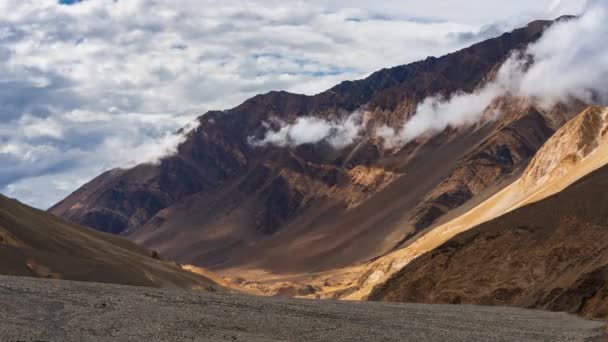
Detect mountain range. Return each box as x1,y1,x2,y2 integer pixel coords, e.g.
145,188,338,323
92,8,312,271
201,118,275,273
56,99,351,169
2,16,605,320
51,19,571,273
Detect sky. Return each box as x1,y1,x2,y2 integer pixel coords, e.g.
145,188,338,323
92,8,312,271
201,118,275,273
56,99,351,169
0,0,588,209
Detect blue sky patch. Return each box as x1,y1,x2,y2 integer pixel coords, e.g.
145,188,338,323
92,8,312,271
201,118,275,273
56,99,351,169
59,0,83,5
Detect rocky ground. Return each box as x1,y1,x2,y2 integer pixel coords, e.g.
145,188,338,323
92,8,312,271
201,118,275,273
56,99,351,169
0,275,604,342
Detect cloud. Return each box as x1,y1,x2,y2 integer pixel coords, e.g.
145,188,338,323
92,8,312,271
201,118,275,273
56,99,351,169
251,111,364,148
0,109,198,208
376,85,505,148
377,3,608,148
20,115,65,139
515,3,608,105
547,0,588,16
314,0,576,25
0,0,570,208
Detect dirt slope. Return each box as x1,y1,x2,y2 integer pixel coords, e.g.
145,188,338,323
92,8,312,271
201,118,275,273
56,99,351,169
0,194,219,290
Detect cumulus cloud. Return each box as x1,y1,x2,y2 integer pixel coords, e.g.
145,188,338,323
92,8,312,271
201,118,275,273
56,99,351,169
0,0,572,208
377,2,608,148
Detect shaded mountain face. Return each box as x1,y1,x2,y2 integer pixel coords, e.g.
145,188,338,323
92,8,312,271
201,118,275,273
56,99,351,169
369,161,608,319
0,194,219,290
50,20,575,275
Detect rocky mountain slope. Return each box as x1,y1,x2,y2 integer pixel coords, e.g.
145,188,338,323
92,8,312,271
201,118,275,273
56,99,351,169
301,105,608,301
0,194,220,290
368,107,608,319
51,19,578,277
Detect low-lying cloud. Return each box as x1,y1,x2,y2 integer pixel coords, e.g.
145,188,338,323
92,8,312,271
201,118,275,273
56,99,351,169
377,2,608,147
251,111,364,148
256,2,607,150
376,84,505,148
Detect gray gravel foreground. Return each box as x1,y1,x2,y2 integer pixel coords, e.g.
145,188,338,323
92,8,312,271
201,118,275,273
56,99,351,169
0,275,604,342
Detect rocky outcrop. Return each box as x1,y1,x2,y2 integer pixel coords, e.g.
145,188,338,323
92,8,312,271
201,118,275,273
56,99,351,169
522,106,608,188
327,165,399,208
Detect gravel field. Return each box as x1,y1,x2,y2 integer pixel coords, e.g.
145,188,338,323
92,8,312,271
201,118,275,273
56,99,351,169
0,275,604,342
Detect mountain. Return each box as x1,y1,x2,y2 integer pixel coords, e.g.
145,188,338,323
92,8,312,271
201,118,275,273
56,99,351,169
368,106,608,319
50,19,579,279
0,194,220,290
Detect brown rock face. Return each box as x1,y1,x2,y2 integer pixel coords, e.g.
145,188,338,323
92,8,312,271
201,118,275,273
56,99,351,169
50,20,570,276
368,161,608,319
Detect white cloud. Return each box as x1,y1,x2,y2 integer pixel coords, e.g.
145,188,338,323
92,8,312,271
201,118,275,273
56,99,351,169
251,111,364,148
313,0,582,24
377,3,608,148
516,3,608,105
0,0,574,208
20,115,65,139
376,84,504,148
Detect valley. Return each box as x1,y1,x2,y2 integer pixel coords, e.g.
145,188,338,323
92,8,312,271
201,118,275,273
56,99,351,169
1,4,608,341
0,275,604,342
